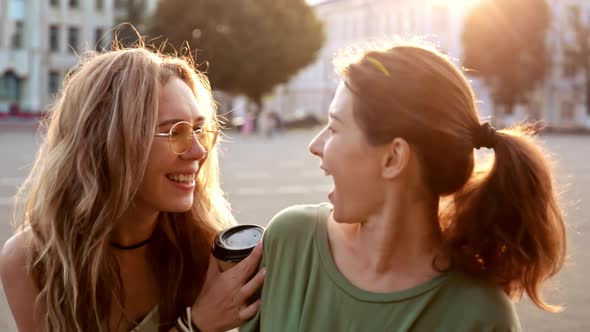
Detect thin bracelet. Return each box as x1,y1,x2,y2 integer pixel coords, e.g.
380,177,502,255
175,308,190,332
176,307,201,332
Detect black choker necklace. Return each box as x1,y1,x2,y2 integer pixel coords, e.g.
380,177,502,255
110,237,152,250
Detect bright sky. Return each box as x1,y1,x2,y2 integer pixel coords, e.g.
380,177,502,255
307,0,479,8
432,0,479,8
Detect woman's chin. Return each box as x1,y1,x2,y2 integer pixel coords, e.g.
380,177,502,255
162,200,193,213
332,206,362,225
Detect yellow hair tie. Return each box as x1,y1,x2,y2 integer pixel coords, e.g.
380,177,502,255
366,57,391,77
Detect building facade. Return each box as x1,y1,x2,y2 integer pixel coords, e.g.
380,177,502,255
266,0,590,130
0,0,115,115
265,0,488,122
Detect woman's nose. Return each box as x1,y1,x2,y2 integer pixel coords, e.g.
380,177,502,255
308,128,325,158
181,135,208,161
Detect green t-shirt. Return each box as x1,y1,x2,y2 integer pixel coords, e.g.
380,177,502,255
241,203,521,332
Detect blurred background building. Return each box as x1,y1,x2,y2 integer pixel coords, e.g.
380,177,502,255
0,0,115,116
1,0,589,131
263,0,489,127
264,0,590,131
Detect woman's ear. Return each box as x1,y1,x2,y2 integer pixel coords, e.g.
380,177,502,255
381,138,411,180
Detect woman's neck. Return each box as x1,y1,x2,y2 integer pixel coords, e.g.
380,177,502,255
111,205,160,249
329,196,447,277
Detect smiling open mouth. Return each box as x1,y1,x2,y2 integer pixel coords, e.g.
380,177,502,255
166,173,196,185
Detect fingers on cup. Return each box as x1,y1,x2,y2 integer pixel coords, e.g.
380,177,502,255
234,243,263,282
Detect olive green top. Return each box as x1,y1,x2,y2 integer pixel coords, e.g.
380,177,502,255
240,203,521,332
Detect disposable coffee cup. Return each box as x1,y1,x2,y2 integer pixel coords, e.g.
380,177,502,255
212,224,265,271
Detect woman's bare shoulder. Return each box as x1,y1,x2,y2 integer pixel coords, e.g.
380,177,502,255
0,230,44,331
1,230,33,277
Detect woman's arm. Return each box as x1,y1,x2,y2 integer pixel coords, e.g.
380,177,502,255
0,231,46,332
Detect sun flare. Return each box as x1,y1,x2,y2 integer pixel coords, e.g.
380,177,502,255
432,0,479,9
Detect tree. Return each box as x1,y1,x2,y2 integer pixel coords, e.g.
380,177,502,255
562,5,590,116
462,0,551,116
149,0,324,109
116,0,148,46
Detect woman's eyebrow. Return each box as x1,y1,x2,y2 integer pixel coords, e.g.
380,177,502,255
157,116,206,127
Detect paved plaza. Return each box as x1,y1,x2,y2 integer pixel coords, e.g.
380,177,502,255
0,127,588,331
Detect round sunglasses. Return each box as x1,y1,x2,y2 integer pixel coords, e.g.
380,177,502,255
154,121,219,155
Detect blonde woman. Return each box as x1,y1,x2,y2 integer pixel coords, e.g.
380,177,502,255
242,43,566,331
0,45,264,331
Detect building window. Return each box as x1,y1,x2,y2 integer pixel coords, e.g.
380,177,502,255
352,17,359,38
344,17,352,40
50,26,60,52
50,0,59,7
0,72,22,101
568,5,581,21
69,0,78,9
115,0,125,10
96,0,103,11
563,60,577,78
95,28,106,50
560,100,575,121
11,21,24,49
432,5,449,33
49,71,61,95
68,27,79,53
409,7,417,33
396,11,404,33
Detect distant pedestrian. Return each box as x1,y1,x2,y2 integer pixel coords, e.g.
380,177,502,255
242,110,254,136
269,111,283,134
260,111,279,138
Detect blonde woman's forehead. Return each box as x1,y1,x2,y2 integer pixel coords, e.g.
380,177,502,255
158,77,207,124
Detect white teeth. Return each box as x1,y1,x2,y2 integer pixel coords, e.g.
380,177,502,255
167,173,195,183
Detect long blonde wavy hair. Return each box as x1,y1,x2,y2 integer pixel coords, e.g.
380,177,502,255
13,44,234,331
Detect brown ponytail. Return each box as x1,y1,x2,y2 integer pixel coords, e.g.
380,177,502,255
442,125,566,312
337,42,566,311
